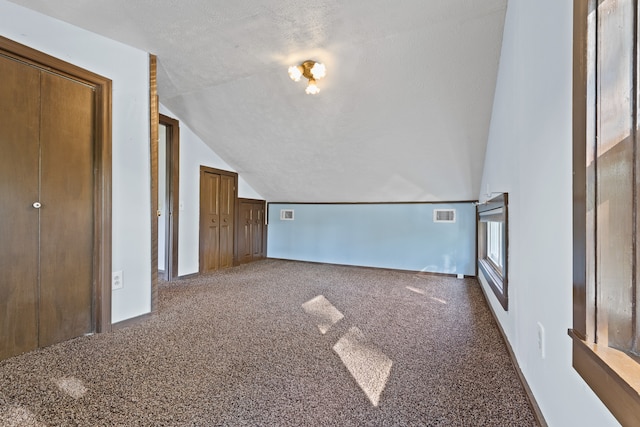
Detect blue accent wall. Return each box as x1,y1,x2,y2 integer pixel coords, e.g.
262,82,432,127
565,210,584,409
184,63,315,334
267,203,476,275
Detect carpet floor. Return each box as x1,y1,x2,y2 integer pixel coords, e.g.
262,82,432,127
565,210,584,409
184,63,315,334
0,260,538,426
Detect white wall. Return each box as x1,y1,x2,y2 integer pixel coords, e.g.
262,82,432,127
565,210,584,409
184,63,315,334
0,2,263,321
159,105,262,276
479,1,619,425
0,0,152,324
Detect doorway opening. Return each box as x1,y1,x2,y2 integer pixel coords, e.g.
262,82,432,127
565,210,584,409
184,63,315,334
158,114,180,282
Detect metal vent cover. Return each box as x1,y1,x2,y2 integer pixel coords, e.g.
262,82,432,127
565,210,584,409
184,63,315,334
280,209,294,220
433,209,456,223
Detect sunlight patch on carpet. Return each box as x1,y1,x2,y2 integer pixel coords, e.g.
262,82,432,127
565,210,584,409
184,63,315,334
333,326,392,406
406,286,447,304
302,295,344,334
0,405,46,427
54,376,88,399
406,286,426,295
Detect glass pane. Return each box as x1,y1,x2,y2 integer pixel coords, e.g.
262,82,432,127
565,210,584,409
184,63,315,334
596,0,635,351
487,221,503,270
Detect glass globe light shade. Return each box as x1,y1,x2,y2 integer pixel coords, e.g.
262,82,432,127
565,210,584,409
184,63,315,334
288,65,302,82
310,62,326,79
305,80,320,95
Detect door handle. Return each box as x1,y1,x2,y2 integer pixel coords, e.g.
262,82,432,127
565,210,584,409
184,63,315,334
32,202,41,209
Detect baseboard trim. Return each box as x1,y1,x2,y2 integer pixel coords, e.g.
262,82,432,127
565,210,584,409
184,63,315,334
266,257,474,278
112,313,153,331
170,263,266,283
476,278,547,427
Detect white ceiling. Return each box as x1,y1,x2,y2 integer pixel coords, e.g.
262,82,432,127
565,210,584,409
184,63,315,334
9,0,507,202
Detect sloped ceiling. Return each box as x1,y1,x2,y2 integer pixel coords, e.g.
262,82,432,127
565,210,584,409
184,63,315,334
9,0,507,202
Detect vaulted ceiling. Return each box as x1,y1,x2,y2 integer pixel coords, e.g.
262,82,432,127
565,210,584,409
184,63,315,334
9,0,507,202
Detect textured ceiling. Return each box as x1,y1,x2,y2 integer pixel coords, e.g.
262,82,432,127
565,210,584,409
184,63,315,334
9,0,507,202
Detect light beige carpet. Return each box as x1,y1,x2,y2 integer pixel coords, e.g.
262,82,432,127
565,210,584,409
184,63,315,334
0,260,538,426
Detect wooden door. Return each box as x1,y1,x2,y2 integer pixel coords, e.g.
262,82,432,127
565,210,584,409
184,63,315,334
237,199,266,264
39,71,94,347
0,55,40,360
238,202,253,264
219,175,235,269
252,204,265,259
200,171,221,273
199,167,237,273
0,55,94,359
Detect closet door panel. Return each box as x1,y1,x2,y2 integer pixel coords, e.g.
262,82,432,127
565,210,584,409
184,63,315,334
39,72,94,347
252,205,264,259
238,201,252,264
200,171,221,273
0,56,40,359
219,175,235,269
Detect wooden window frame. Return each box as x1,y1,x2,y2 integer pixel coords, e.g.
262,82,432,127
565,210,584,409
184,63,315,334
478,193,509,311
571,1,640,425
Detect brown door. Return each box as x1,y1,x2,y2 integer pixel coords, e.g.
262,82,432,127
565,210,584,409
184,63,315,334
219,174,235,269
252,203,265,259
39,71,94,347
0,56,94,360
237,199,266,264
199,168,236,273
238,202,253,264
0,54,40,359
200,170,221,272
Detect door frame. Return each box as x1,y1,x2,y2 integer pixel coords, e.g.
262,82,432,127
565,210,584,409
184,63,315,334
150,55,158,312
158,114,180,281
0,36,113,333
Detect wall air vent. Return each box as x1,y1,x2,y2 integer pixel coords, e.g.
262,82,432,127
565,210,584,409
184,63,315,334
280,209,295,220
433,209,456,223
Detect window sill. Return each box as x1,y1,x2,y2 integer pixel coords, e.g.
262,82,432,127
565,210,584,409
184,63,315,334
569,329,640,426
478,258,507,310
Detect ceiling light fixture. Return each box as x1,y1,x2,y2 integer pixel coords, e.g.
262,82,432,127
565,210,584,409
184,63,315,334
288,60,326,95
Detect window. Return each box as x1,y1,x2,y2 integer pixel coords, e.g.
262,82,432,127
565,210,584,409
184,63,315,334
477,193,508,310
487,221,503,270
572,1,640,425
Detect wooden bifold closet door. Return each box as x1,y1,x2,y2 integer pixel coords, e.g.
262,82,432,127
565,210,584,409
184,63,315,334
199,168,236,273
0,54,94,360
238,199,266,264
